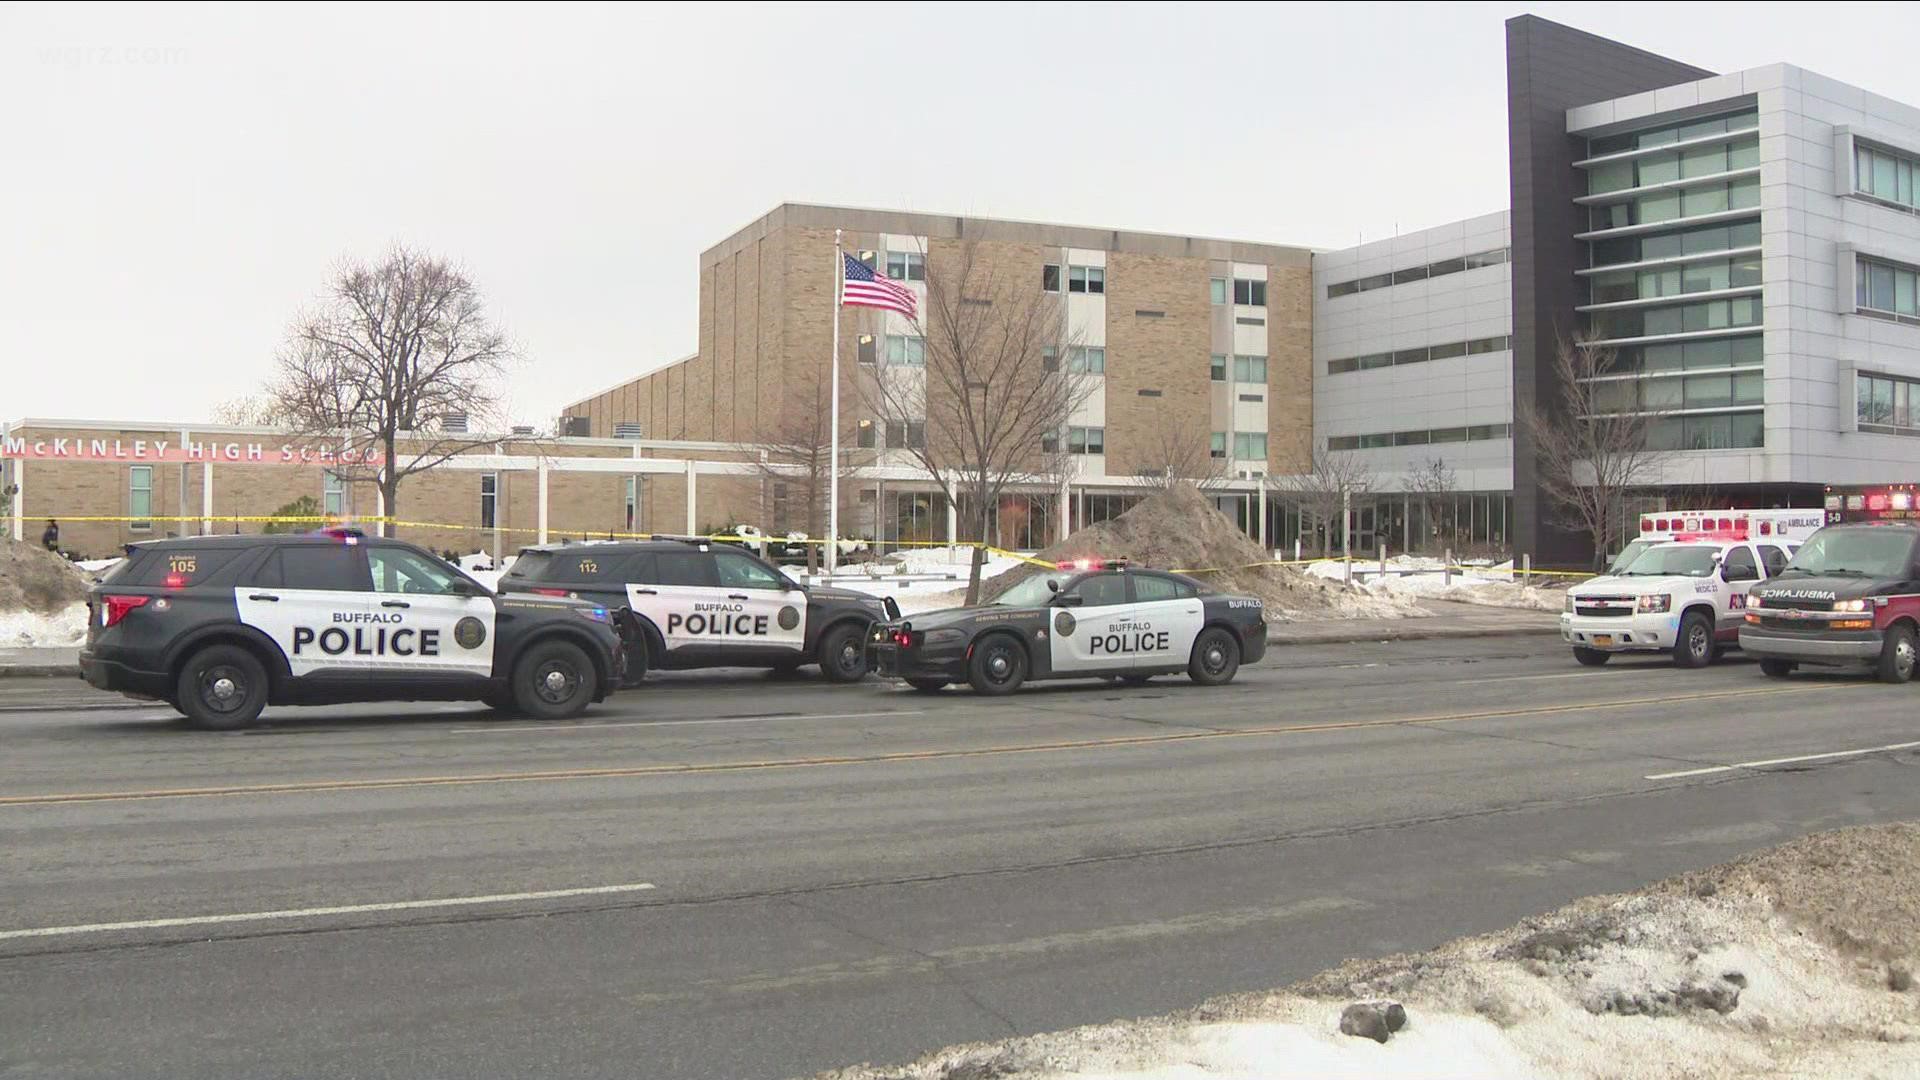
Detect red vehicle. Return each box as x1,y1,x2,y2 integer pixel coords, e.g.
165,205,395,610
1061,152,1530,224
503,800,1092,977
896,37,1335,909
1739,520,1920,683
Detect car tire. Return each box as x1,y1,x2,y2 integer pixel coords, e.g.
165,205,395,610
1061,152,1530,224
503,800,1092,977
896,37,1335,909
906,678,949,693
1673,610,1715,669
1759,659,1797,679
512,639,597,720
1572,647,1611,667
1188,627,1241,686
967,634,1027,696
816,624,868,683
1876,623,1916,685
175,644,269,731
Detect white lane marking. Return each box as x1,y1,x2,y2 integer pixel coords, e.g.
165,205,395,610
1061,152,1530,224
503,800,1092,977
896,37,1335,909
1473,671,1632,683
451,710,924,735
0,882,657,942
1645,740,1920,781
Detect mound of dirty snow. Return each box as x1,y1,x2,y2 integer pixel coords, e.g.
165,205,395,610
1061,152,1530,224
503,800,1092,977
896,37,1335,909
0,605,89,647
0,539,91,614
809,823,1920,1080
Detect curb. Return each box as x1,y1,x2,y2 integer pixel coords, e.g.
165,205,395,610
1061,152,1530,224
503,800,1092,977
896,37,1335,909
0,665,79,679
1267,625,1560,647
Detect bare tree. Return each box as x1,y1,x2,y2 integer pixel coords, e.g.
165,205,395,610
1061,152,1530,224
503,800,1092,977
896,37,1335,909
752,368,864,572
1271,446,1375,557
1519,336,1669,570
860,241,1093,603
264,246,518,528
210,395,285,426
1132,413,1230,492
1404,456,1457,553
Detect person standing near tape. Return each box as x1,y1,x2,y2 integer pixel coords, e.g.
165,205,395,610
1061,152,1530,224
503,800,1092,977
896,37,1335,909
41,519,59,553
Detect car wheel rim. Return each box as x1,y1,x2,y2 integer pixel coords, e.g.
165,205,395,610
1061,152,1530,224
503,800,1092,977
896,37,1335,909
1690,625,1708,658
200,666,247,714
1203,642,1227,674
838,643,860,674
986,649,1013,683
1899,639,1915,677
535,661,580,704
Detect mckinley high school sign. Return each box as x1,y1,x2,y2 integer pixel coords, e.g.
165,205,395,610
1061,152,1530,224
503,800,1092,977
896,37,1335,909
1,436,382,465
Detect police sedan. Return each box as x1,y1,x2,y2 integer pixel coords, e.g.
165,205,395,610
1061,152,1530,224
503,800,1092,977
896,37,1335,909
866,562,1267,695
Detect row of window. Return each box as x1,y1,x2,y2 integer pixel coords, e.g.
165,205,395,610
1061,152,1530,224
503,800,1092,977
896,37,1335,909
1040,263,1106,295
1586,109,1757,157
1588,255,1762,305
1644,411,1765,450
854,418,927,450
1324,247,1509,299
1327,424,1512,451
1588,370,1765,412
1206,432,1269,460
1590,295,1762,341
1590,218,1760,269
124,466,352,531
1609,334,1763,374
1212,278,1267,306
1588,175,1759,232
1857,372,1920,431
1856,256,1920,319
1587,136,1759,196
1856,143,1920,211
856,334,925,366
1325,335,1512,375
1209,354,1268,382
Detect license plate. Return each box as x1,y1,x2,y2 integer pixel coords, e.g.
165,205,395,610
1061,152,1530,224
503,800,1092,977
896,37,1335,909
1592,635,1613,647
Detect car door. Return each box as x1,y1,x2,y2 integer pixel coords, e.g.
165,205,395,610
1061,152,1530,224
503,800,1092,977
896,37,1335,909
234,542,373,677
1126,573,1206,670
1718,544,1761,635
712,549,807,656
364,544,497,678
627,548,719,659
1758,544,1790,580
1047,572,1135,674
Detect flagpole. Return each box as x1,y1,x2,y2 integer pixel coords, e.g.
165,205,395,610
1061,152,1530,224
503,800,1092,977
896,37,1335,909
826,228,843,575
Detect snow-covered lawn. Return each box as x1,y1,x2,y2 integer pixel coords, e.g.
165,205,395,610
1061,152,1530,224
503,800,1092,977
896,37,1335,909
1301,557,1564,612
0,604,89,647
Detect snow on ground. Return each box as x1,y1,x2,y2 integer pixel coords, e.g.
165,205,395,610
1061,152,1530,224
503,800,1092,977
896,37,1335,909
0,604,89,647
73,557,123,576
1300,557,1565,612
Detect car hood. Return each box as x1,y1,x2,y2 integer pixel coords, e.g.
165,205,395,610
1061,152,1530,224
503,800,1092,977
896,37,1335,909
1572,573,1710,596
1750,576,1900,604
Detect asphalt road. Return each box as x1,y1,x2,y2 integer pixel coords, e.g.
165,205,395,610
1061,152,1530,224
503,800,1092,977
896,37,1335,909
3,638,1918,1079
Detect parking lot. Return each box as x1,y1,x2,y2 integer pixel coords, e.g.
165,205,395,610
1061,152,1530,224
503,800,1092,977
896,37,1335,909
4,634,1919,1079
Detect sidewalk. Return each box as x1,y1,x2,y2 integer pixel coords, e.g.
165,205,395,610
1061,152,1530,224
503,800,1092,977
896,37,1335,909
1267,599,1560,646
0,647,79,678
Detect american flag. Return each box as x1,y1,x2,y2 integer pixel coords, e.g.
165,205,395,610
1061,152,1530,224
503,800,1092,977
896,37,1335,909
841,253,919,318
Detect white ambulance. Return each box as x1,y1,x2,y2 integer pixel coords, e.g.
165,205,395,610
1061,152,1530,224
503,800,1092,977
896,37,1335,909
1606,509,1826,575
1562,517,1818,669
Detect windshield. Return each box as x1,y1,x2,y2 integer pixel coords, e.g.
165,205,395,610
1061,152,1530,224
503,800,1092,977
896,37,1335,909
1778,529,1916,578
1617,546,1718,577
992,572,1073,607
1607,539,1656,576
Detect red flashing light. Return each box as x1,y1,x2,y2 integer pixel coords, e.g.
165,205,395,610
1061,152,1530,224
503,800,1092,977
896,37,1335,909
163,572,188,589
890,629,916,649
1868,494,1890,512
1640,519,1653,532
530,587,570,598
1759,521,1773,535
100,594,150,628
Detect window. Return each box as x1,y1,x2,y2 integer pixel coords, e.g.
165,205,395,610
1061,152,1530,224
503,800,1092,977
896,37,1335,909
1042,264,1061,292
885,334,926,365
1233,432,1267,460
1587,109,1756,157
1234,355,1267,382
1068,346,1106,374
128,465,153,530
856,419,876,449
1067,426,1105,454
1759,544,1790,577
906,420,927,449
715,550,786,590
1132,574,1195,602
1327,435,1360,451
1210,432,1226,458
1856,257,1920,319
1068,265,1105,294
479,473,497,529
1210,354,1227,381
1041,430,1059,453
1237,393,1263,402
857,334,877,365
855,249,877,269
1857,372,1920,432
369,546,466,595
1138,389,1162,398
1232,278,1267,306
1042,345,1058,371
651,551,712,587
322,472,345,517
624,476,641,532
1856,142,1920,210
886,252,925,282
1068,573,1128,607
1210,277,1228,304
274,545,370,591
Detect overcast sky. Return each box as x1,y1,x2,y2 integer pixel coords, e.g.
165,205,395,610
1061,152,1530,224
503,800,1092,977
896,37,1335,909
4,3,1916,428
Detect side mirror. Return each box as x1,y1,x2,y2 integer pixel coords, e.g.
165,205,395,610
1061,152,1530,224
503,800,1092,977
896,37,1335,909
449,577,484,596
1054,593,1084,608
1047,579,1061,593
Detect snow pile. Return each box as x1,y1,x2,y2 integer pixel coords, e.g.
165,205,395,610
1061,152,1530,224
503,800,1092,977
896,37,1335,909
0,539,91,614
809,824,1920,1080
1302,557,1565,613
0,604,89,647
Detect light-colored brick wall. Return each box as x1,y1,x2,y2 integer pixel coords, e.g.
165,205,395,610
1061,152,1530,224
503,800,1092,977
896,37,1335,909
1104,253,1213,476
1267,264,1314,474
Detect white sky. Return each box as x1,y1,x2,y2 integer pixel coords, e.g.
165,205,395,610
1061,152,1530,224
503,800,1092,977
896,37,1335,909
4,2,1916,427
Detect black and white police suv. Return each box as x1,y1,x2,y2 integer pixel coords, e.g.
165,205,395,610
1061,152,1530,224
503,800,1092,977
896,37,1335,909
865,561,1267,695
78,529,630,729
497,538,900,681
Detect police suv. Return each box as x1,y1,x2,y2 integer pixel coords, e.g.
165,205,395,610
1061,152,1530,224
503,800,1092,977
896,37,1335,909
497,538,899,681
865,561,1267,695
1561,533,1795,668
79,530,629,729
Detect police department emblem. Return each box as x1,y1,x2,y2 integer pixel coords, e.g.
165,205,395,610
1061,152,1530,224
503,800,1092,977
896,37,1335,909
1054,611,1076,636
777,606,800,631
454,616,487,650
